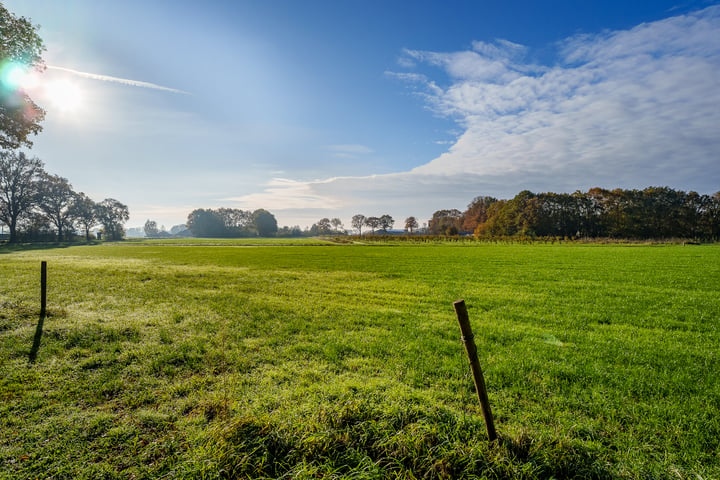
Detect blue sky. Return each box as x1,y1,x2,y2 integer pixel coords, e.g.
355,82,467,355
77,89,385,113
5,0,720,230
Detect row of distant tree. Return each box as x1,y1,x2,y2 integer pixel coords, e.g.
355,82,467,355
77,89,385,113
0,151,129,243
303,214,400,236
185,210,404,238
427,187,720,240
349,214,396,235
184,186,720,241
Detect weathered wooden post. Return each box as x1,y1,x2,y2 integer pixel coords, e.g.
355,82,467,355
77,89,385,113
40,261,47,317
453,299,497,442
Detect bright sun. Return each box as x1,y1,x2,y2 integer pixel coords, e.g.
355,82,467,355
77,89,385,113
45,79,83,113
2,64,85,114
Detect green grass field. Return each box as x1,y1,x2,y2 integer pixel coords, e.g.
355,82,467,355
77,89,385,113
1,242,719,479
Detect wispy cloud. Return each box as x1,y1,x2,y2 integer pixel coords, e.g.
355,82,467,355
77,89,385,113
324,144,374,158
47,65,189,94
227,178,342,210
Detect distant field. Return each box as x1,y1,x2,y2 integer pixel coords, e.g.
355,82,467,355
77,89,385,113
1,242,719,479
124,236,339,246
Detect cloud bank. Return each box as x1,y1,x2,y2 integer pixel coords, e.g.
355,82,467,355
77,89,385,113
239,6,720,224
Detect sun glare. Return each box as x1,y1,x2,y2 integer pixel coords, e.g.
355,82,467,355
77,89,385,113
2,61,84,114
45,79,83,113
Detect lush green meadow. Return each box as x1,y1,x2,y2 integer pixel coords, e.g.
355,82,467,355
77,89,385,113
1,242,719,479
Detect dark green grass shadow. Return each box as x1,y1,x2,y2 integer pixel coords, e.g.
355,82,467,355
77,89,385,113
195,396,614,479
0,241,100,254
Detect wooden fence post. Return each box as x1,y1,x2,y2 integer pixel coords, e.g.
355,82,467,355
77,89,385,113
453,299,497,441
40,261,47,317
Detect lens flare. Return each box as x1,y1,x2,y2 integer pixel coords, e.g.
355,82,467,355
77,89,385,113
0,61,28,91
1,61,86,114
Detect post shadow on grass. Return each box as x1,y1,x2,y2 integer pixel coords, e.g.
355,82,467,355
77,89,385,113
28,311,45,363
28,261,47,363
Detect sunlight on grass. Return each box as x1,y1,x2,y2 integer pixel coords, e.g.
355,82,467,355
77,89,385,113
1,243,719,478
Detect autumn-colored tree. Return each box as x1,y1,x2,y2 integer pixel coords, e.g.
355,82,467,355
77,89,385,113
461,196,497,232
472,187,719,240
474,200,507,237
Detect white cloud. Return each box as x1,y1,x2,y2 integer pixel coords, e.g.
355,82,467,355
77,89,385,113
471,39,526,59
227,178,343,211
131,204,195,227
402,5,720,186
384,71,428,83
218,6,720,226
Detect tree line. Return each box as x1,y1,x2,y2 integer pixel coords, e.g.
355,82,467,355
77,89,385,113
428,187,720,240
0,151,129,242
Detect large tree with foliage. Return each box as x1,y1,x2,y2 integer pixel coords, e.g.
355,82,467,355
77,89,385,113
462,196,498,232
364,216,380,234
429,209,462,235
186,208,226,237
0,4,46,149
252,209,277,237
404,216,418,234
36,173,76,241
0,150,44,242
144,219,159,238
216,207,253,236
69,192,98,241
96,198,129,240
315,217,332,235
351,214,366,235
378,214,394,233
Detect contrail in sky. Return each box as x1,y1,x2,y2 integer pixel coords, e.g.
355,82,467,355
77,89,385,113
47,65,189,94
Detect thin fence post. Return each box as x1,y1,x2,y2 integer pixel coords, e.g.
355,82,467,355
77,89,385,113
453,299,497,442
40,261,47,317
